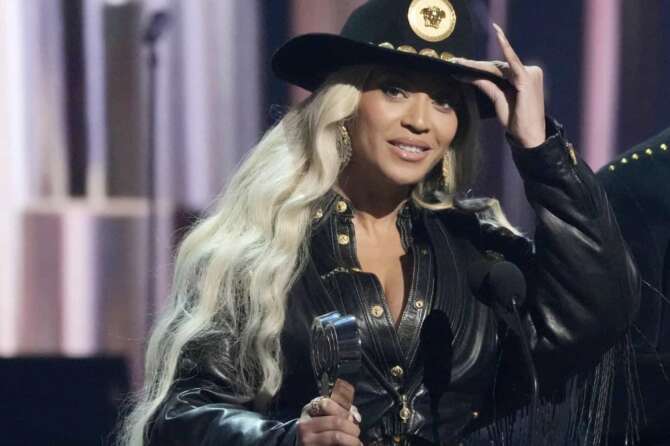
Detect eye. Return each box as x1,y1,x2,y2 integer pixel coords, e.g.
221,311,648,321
381,83,408,99
433,92,461,112
433,97,453,110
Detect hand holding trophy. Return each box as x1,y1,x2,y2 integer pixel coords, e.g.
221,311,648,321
298,312,363,446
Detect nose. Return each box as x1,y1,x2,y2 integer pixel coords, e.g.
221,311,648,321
401,94,431,134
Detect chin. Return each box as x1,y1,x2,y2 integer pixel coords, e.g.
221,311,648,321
349,153,438,188
380,166,431,187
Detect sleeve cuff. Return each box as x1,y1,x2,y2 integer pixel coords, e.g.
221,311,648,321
507,116,579,181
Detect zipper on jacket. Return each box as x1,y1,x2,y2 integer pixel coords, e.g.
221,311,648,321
398,394,411,423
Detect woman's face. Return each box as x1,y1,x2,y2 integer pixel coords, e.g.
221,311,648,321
346,67,461,187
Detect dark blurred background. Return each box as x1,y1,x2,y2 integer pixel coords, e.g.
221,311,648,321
0,0,668,444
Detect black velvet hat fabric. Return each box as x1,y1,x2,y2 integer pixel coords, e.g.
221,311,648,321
272,0,510,117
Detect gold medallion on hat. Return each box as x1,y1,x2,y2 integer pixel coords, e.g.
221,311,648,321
407,0,456,42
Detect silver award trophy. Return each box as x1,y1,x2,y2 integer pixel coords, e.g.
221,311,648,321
310,311,362,396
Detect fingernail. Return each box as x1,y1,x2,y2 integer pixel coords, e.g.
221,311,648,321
492,22,504,36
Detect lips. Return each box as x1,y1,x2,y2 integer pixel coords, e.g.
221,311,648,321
389,138,432,161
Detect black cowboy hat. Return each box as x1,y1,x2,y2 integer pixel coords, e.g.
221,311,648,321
272,0,510,118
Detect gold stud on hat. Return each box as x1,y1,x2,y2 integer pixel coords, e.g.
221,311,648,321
398,45,418,54
440,51,456,61
407,0,457,42
419,48,440,58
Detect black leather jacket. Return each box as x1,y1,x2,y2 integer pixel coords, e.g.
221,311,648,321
148,122,640,446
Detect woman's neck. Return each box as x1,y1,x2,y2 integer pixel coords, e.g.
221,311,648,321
335,174,410,233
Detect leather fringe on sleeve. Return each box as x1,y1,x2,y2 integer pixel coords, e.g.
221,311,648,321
464,332,643,446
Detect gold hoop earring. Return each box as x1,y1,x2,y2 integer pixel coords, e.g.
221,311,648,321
337,125,352,168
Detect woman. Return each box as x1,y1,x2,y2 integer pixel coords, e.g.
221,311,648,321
121,1,640,445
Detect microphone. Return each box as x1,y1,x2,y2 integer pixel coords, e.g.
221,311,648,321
468,258,538,445
468,259,526,312
420,309,453,396
310,312,362,396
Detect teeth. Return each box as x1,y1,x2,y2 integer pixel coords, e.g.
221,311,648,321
396,144,424,153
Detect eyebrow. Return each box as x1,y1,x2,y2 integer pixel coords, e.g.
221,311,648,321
371,69,406,82
377,71,460,96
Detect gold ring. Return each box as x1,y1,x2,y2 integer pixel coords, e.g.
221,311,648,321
308,396,325,417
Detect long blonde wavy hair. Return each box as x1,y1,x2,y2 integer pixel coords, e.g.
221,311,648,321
119,65,491,446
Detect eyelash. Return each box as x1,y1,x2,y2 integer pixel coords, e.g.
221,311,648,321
434,98,453,110
382,84,407,99
381,84,453,111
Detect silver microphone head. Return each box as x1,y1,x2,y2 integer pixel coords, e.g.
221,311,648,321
310,311,361,395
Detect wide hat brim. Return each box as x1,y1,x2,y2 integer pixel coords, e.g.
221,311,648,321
272,33,511,119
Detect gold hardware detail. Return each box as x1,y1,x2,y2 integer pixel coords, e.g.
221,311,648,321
440,51,456,61
335,200,348,213
370,305,384,318
376,41,459,62
391,365,404,378
419,48,439,58
337,234,350,245
408,0,456,42
567,142,578,166
399,394,411,422
421,6,447,29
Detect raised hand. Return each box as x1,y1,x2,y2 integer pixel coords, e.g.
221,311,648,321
452,23,546,149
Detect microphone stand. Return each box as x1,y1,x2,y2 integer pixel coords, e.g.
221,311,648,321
142,11,170,331
469,260,539,445
420,310,453,445
508,297,539,446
